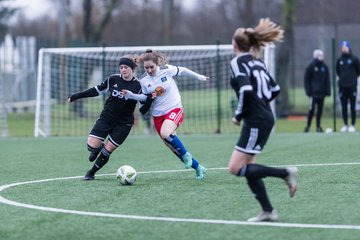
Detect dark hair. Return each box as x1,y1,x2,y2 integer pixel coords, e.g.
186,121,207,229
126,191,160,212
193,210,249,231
118,55,139,70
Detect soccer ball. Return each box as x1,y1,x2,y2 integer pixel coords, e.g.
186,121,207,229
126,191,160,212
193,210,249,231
325,128,333,133
116,165,137,185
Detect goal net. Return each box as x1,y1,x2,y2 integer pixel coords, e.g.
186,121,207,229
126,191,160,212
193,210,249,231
35,45,275,137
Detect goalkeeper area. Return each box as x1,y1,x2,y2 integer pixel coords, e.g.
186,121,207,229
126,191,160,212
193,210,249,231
34,44,275,137
0,133,360,240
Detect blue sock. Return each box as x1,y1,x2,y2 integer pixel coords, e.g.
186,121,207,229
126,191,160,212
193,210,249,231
190,157,200,169
164,134,187,156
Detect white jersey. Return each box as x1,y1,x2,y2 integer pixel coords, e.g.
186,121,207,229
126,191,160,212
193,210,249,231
139,64,182,116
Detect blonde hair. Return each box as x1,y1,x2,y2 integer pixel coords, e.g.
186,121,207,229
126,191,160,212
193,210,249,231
136,49,168,66
233,18,283,57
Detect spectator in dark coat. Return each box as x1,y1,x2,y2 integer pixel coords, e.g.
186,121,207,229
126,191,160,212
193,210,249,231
336,41,360,132
304,49,331,133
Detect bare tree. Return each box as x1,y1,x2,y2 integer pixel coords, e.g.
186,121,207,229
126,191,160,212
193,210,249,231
276,0,296,116
82,0,120,45
0,0,18,38
83,0,92,43
162,0,173,44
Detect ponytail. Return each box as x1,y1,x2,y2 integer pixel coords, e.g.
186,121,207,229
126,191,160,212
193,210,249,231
233,18,283,57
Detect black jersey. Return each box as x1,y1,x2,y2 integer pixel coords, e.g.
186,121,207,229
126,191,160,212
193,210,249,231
97,74,141,125
230,53,280,124
69,74,141,125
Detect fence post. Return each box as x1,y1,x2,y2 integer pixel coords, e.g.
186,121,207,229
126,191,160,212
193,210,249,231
102,43,106,103
332,38,337,132
0,76,8,137
215,41,221,134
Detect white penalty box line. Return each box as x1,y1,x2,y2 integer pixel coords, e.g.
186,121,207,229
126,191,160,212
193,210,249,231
0,162,360,230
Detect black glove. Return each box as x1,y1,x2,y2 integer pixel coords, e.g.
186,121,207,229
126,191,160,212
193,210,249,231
68,92,82,102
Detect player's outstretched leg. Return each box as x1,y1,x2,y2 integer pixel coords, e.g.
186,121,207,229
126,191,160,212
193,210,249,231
164,134,192,169
84,147,112,180
238,163,298,197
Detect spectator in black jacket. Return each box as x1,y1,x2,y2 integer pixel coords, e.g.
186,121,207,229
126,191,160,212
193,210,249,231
336,41,360,132
304,49,331,133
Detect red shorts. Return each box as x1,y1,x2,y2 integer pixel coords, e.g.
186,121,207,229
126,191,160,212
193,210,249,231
153,108,184,134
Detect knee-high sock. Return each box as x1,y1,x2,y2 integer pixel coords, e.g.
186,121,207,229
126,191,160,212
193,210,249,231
164,134,187,156
246,177,273,212
87,143,103,154
238,163,288,179
89,147,111,174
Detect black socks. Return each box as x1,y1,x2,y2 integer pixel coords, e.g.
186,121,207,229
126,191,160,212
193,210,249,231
238,163,288,179
89,147,111,175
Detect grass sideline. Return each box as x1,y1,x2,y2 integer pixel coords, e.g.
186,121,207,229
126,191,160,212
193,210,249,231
0,133,360,240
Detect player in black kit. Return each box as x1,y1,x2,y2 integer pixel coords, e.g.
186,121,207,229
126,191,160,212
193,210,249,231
68,56,141,180
229,18,298,222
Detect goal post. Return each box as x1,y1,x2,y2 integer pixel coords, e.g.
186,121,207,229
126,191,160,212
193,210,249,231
34,44,276,137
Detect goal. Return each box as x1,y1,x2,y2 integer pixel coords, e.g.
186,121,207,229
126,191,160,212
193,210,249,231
34,45,275,137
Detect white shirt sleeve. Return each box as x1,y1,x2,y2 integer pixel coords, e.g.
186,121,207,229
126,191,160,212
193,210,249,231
166,64,180,77
124,91,147,102
177,66,208,81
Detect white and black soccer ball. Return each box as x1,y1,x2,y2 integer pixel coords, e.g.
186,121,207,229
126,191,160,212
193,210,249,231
325,128,333,133
116,165,137,185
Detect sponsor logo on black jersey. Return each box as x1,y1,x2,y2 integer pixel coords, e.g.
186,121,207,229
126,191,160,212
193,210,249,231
112,89,125,99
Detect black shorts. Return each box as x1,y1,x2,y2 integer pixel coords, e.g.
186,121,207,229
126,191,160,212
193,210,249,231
235,121,273,155
89,117,132,147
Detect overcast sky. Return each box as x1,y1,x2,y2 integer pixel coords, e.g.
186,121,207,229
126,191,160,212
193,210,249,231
6,0,53,20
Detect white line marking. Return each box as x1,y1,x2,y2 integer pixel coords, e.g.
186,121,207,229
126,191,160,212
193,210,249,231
1,162,360,230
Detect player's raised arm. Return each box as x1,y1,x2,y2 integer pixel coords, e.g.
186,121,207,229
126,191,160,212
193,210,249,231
169,64,208,81
68,87,99,102
178,67,208,81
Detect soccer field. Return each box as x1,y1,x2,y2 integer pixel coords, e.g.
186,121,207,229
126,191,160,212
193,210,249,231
0,133,360,240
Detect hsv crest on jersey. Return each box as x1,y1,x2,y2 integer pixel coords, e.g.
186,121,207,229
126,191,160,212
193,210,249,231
155,86,165,96
161,77,167,82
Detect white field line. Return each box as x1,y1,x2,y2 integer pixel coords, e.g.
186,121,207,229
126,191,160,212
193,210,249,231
1,162,360,230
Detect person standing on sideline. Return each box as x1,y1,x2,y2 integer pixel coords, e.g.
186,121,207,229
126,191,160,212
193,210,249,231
229,18,298,222
304,49,331,133
122,49,208,179
336,41,360,132
68,56,141,180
